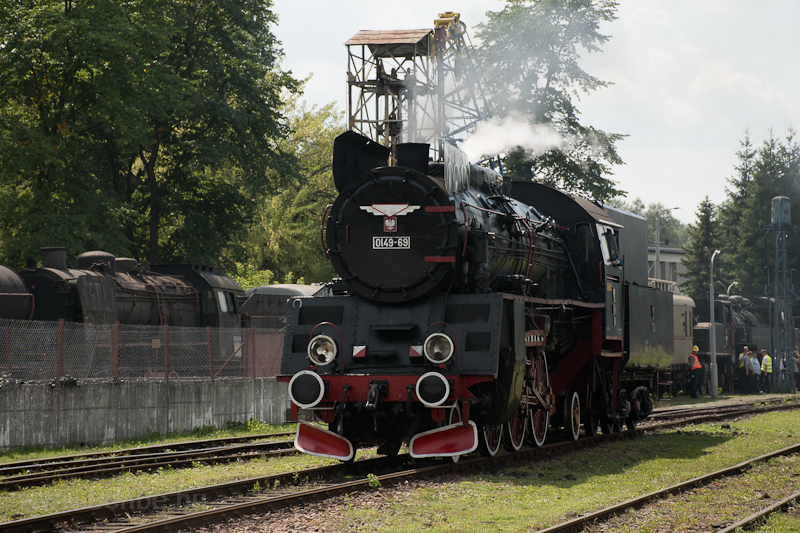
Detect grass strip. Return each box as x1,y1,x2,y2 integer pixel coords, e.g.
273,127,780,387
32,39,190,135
0,420,295,465
325,410,800,532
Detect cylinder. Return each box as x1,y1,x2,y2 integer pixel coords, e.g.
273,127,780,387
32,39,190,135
0,265,33,320
771,196,791,226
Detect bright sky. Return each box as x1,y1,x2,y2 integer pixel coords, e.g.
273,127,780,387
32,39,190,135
272,0,800,225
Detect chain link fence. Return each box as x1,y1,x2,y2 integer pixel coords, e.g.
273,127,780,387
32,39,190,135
0,319,285,382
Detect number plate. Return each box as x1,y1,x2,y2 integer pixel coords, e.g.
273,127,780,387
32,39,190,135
372,236,411,249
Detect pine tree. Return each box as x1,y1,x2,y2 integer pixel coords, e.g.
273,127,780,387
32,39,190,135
717,133,756,268
680,197,719,300
725,132,799,295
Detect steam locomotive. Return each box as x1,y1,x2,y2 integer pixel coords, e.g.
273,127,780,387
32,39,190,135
4,247,243,328
0,246,324,331
279,132,672,461
0,247,326,381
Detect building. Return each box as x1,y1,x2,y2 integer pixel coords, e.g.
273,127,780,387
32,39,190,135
648,244,687,286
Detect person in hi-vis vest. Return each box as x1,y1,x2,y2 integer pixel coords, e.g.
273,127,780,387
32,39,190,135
688,345,703,398
760,349,772,393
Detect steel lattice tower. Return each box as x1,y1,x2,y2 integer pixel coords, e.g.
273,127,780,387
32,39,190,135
769,196,795,392
344,12,490,163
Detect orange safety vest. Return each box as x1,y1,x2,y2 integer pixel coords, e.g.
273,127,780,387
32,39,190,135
689,353,702,370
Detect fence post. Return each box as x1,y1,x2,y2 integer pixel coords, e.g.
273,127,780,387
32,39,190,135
250,327,256,377
163,323,170,435
241,327,249,377
207,326,215,382
163,324,170,380
249,326,256,421
110,322,120,378
57,319,64,446
5,324,11,374
57,319,64,380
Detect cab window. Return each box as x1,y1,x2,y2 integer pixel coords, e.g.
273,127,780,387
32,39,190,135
216,291,229,313
596,224,622,266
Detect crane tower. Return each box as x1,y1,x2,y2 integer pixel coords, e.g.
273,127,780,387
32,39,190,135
345,12,490,162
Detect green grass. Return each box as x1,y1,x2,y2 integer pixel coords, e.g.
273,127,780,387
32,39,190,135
329,411,800,532
597,454,800,532
752,510,800,533
0,452,336,521
0,419,296,465
3,410,800,529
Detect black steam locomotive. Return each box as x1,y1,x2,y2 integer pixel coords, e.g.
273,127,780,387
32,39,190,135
279,132,671,461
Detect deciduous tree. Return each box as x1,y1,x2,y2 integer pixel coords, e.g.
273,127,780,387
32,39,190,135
476,0,624,200
604,198,688,247
238,98,343,284
0,0,298,268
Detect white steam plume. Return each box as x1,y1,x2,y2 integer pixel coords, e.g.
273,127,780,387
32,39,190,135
460,114,568,162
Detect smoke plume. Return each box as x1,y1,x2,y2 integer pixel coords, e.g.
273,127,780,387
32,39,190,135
460,114,568,162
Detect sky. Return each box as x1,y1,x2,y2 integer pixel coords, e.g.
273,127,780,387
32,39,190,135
272,1,800,225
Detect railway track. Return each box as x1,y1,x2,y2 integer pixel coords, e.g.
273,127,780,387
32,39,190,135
0,453,407,533
717,490,800,532
537,442,800,532
3,400,798,533
0,432,296,491
0,397,777,491
646,397,791,421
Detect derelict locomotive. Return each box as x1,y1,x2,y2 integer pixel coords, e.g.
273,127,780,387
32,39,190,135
16,247,243,328
279,132,672,461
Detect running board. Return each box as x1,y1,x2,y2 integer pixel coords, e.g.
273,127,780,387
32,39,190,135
409,421,478,458
294,422,354,461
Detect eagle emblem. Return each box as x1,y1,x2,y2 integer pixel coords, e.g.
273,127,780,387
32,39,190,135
360,204,420,233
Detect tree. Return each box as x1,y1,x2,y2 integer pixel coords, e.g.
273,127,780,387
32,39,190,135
0,0,298,268
475,0,624,201
128,0,299,264
720,130,800,295
605,198,688,246
237,98,343,284
643,204,688,248
0,0,145,266
717,132,756,267
605,197,645,216
680,197,720,300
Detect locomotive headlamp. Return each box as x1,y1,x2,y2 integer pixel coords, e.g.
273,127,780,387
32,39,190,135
308,335,337,366
423,333,454,364
288,370,326,408
416,371,450,407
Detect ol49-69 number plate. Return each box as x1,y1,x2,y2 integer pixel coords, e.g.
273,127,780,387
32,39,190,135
373,236,410,249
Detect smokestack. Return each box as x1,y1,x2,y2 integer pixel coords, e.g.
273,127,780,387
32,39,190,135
396,143,430,173
41,247,67,270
